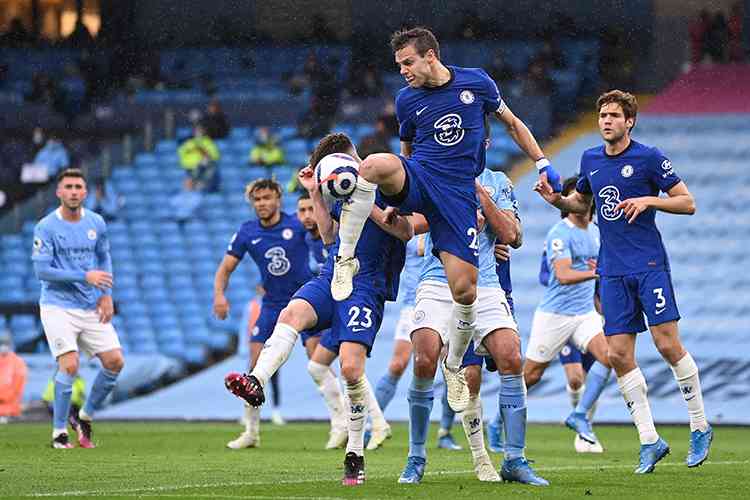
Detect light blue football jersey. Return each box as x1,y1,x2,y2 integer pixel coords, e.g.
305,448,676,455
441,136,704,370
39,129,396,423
31,208,111,310
420,169,515,288
395,235,424,306
537,219,600,315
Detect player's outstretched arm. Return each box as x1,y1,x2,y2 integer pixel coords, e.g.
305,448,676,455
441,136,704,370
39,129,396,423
407,213,429,235
534,182,592,215
33,261,113,289
213,255,240,320
616,181,695,224
552,258,598,286
476,181,522,248
370,206,414,242
299,166,337,244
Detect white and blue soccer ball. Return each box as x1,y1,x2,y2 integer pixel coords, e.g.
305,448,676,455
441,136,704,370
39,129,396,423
315,153,359,203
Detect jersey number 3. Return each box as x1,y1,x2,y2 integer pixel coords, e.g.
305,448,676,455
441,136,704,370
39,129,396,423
264,247,291,276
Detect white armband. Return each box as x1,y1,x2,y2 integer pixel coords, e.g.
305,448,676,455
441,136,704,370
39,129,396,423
535,158,551,171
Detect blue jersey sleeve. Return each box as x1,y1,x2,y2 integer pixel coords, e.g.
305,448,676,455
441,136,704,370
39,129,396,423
478,69,504,114
395,91,416,142
547,226,572,264
227,229,249,260
576,155,592,194
31,223,54,262
647,148,681,192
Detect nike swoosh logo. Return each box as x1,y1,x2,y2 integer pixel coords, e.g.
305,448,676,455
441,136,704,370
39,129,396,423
591,169,600,175
416,106,428,116
685,395,696,401
251,238,262,244
470,429,481,436
655,308,666,315
352,327,366,332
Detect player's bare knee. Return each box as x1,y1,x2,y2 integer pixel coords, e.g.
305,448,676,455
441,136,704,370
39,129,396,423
412,350,438,379
58,354,79,376
523,364,543,387
607,349,633,373
568,375,584,390
103,353,125,373
340,360,364,384
389,358,408,378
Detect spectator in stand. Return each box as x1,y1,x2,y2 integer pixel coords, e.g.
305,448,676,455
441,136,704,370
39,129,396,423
178,123,220,192
349,62,383,98
0,332,27,424
728,2,745,62
358,117,391,158
379,102,399,138
706,12,729,63
520,56,554,96
33,132,70,179
249,127,285,167
689,10,712,64
487,51,515,87
202,99,230,139
84,179,122,221
0,18,33,48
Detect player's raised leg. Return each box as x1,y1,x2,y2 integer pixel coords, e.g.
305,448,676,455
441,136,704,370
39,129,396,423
608,332,670,473
398,327,440,484
651,321,712,467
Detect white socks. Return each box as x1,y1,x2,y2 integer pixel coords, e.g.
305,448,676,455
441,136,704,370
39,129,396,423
617,368,658,445
670,352,708,432
344,377,369,457
363,376,388,430
461,394,486,460
307,360,347,431
445,300,477,371
337,177,377,258
244,404,260,438
251,323,298,387
567,384,584,409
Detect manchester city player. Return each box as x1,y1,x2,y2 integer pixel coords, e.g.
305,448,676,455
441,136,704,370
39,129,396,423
32,168,124,449
330,28,561,412
525,176,612,449
536,90,711,473
400,169,548,486
213,178,312,449
225,133,412,486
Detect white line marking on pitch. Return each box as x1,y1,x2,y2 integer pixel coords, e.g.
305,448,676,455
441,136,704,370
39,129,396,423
24,460,750,497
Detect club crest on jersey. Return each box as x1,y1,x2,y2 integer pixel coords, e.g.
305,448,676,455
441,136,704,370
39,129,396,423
87,229,97,240
621,165,634,178
561,345,571,356
459,90,475,104
282,228,293,240
434,113,464,146
413,310,426,323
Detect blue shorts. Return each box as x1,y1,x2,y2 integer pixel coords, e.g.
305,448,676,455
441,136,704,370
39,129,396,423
300,329,324,347
600,271,680,335
558,342,596,372
293,274,385,356
461,341,484,368
384,156,478,266
252,303,284,343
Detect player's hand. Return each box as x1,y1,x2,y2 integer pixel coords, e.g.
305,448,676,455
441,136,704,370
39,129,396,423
298,165,317,193
383,206,400,225
86,270,113,290
96,295,114,323
476,209,486,232
587,258,597,271
616,197,651,223
494,243,511,261
533,179,562,205
213,294,230,320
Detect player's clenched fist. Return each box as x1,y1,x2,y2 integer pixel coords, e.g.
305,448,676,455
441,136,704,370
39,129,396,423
213,294,230,320
298,165,317,193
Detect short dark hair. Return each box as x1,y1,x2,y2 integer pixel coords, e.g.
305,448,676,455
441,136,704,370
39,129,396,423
390,27,440,59
560,176,579,218
298,191,311,202
56,168,86,185
245,178,282,202
597,90,638,131
309,133,355,168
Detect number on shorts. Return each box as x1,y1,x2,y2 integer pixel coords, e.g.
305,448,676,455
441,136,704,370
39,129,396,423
467,227,479,250
347,306,373,329
653,288,666,309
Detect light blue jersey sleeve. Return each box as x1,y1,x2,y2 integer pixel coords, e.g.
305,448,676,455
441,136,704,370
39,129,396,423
546,224,573,267
95,216,113,296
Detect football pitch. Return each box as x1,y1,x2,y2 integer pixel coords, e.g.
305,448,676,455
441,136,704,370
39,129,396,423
1,422,747,499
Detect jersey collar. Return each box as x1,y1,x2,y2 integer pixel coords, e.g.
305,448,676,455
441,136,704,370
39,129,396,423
423,66,455,91
55,207,86,220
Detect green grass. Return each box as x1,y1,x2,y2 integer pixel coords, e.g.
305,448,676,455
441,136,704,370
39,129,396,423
0,422,747,499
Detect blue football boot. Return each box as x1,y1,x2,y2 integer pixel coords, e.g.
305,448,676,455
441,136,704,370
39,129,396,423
500,457,549,486
634,437,670,474
398,456,427,484
487,417,504,454
687,426,713,467
565,411,597,444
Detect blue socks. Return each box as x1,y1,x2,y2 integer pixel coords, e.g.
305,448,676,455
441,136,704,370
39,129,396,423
53,371,76,431
575,362,610,415
499,373,527,460
375,372,400,412
83,368,120,417
440,384,455,431
407,376,434,459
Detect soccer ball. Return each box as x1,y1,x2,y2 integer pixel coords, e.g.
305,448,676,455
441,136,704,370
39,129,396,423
315,153,359,203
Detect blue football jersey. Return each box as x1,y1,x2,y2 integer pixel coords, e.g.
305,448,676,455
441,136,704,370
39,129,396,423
396,66,504,180
325,193,406,301
395,235,424,306
421,169,515,287
305,232,328,275
32,208,110,310
227,212,312,306
538,219,600,316
576,140,680,276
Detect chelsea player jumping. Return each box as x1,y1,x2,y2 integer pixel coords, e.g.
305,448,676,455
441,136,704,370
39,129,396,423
330,27,560,412
536,90,712,473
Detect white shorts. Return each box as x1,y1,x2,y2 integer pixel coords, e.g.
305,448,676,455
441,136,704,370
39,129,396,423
40,305,121,359
411,280,517,356
394,306,414,343
525,309,603,363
